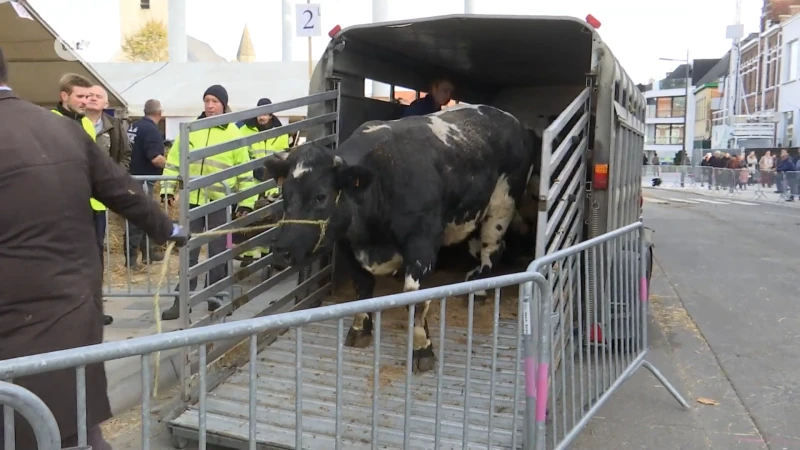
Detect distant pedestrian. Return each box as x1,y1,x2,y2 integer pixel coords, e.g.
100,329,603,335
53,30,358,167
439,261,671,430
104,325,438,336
760,150,775,188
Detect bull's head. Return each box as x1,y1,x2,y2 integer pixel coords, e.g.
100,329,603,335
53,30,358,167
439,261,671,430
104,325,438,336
264,146,373,266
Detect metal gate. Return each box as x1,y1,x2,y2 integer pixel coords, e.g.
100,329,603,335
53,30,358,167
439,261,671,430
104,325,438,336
171,89,341,401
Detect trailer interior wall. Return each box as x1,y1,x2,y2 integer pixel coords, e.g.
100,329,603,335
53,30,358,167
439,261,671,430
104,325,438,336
310,15,602,264
0,1,126,110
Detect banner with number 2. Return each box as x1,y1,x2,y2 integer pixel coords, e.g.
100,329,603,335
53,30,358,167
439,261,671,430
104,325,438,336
295,3,321,37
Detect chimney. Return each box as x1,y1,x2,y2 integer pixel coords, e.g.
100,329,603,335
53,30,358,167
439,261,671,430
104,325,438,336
168,0,188,63
282,0,292,62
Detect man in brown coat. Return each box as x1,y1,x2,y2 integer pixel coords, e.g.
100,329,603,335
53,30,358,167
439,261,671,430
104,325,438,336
0,48,189,449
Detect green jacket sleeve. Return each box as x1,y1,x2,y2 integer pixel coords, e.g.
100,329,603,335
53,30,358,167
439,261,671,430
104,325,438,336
163,134,181,195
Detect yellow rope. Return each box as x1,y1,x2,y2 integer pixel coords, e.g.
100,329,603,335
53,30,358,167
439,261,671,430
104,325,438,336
149,217,329,397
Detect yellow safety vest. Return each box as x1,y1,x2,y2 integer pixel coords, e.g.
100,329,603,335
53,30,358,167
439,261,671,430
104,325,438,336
51,109,106,211
239,124,290,197
163,123,258,209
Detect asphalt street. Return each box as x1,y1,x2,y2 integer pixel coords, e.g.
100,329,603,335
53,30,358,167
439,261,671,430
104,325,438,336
643,186,800,450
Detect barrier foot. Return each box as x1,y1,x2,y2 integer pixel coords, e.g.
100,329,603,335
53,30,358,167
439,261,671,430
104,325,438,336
640,359,690,408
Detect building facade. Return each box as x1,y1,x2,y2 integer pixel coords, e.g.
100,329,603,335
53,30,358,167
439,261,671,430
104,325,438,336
778,8,800,146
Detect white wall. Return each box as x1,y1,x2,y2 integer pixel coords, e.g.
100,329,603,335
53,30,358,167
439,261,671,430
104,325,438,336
779,15,800,146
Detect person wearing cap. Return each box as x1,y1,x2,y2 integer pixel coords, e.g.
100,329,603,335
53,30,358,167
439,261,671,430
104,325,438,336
236,98,290,267
161,85,258,320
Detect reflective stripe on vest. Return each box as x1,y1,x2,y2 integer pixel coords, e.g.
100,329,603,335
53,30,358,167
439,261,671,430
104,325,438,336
52,109,106,211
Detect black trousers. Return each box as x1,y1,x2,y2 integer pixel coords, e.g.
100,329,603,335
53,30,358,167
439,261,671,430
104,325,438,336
175,205,229,292
124,180,157,262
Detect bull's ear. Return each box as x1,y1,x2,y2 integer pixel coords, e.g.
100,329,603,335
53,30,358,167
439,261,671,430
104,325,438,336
335,164,374,195
264,153,290,186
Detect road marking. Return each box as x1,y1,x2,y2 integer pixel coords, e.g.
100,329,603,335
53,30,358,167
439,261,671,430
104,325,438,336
643,197,669,204
688,198,729,205
665,197,700,204
726,200,759,206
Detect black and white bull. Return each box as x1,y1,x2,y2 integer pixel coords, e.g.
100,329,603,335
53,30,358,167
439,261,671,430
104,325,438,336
263,104,535,372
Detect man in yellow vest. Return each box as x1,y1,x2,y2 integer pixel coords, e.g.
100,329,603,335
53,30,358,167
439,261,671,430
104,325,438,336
161,84,258,320
51,73,114,326
236,98,290,268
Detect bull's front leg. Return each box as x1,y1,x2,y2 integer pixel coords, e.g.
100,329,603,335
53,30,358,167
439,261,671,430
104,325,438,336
340,242,376,348
402,237,438,373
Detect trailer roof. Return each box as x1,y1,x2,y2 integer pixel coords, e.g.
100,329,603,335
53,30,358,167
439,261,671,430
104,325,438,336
0,1,126,109
334,14,615,92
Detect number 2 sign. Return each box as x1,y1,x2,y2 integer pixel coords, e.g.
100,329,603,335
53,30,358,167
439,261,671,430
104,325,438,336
295,3,321,37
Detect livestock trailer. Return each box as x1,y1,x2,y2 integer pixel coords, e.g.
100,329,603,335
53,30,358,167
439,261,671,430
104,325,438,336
165,14,647,449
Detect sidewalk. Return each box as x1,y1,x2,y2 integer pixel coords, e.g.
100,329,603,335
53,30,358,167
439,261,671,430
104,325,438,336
642,176,800,207
99,258,299,416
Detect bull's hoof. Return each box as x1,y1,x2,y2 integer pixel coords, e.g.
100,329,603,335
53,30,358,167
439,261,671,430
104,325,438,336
412,345,436,373
345,327,372,348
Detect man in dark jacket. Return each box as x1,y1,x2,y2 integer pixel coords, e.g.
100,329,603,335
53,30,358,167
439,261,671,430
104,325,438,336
401,77,454,117
126,99,168,269
0,48,189,450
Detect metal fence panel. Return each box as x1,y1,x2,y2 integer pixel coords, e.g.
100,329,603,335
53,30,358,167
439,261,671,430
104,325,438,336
1,221,694,450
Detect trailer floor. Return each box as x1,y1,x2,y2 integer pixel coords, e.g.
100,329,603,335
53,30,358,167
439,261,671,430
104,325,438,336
168,298,527,449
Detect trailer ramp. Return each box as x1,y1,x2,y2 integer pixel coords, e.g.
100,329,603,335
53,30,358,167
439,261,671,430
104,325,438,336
168,303,525,449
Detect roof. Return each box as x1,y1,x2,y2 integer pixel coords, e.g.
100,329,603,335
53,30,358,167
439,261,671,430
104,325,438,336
236,25,256,62
0,0,126,108
92,62,311,117
663,59,720,85
694,52,730,87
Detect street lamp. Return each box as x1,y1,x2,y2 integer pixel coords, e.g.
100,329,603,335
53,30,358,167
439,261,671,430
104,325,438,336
660,50,691,166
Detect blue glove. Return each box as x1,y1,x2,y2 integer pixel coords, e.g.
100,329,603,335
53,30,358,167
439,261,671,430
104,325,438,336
168,224,190,247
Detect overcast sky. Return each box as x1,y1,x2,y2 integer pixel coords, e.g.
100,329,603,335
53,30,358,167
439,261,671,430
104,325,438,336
29,0,763,84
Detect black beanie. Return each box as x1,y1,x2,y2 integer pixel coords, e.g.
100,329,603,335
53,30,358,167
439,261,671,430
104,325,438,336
203,84,229,110
257,98,272,107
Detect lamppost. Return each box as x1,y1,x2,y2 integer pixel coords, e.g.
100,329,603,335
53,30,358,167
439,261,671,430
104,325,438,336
659,51,692,166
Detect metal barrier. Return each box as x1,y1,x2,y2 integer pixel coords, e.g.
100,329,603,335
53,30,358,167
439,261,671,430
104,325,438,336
173,91,340,400
0,381,62,450
101,174,178,298
641,165,800,202
524,222,687,449
0,222,690,449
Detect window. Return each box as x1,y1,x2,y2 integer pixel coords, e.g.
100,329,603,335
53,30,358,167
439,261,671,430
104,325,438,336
672,96,686,117
654,96,686,118
787,40,798,81
140,0,150,9
656,98,673,118
653,124,684,144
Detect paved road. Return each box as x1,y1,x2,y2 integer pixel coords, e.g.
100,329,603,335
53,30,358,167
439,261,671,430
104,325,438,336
643,187,800,450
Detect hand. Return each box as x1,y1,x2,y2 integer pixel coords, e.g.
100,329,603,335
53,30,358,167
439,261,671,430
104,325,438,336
167,224,190,247
161,194,175,207
235,207,253,218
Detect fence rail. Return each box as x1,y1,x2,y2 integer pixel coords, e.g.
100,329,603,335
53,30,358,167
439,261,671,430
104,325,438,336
642,164,800,202
1,222,689,450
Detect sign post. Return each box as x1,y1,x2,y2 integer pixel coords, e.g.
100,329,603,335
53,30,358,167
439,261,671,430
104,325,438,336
295,2,321,80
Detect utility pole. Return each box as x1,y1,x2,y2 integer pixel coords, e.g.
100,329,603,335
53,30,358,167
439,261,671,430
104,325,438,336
684,49,691,165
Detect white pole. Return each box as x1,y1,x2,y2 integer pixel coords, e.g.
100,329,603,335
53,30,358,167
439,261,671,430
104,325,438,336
371,0,390,99
168,0,187,63
465,0,477,13
282,0,293,62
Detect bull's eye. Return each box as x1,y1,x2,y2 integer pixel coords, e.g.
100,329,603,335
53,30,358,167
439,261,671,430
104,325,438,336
316,194,327,204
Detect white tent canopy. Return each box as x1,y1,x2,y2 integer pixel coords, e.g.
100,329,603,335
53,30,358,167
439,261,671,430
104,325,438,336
93,62,312,118
0,0,126,109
